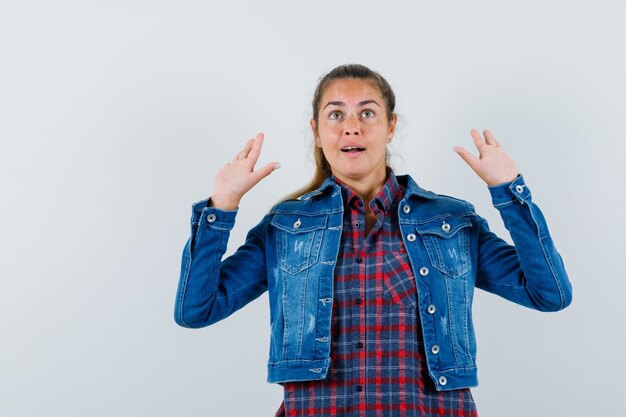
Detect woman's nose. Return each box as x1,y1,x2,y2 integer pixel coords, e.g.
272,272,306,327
343,115,360,135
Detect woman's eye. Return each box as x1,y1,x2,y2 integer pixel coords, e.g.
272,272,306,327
361,110,375,118
329,111,342,120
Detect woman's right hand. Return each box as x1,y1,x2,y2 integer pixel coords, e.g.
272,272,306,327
210,132,280,210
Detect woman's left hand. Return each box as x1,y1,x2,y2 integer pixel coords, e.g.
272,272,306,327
453,129,520,186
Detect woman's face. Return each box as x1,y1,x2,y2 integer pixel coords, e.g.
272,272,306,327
311,78,397,188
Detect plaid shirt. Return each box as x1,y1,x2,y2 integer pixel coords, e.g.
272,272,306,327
275,171,478,417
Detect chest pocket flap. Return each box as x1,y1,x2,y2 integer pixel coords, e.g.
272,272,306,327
270,213,328,234
416,216,472,278
271,213,328,275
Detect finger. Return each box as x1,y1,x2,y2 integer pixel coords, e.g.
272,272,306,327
246,132,265,165
233,138,254,162
453,146,481,172
250,161,281,184
470,129,485,152
483,129,497,146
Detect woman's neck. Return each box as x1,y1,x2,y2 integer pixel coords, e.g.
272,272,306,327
334,168,389,207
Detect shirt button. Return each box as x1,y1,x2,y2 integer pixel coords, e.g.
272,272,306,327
431,345,440,354
516,184,525,193
356,385,363,392
403,205,411,214
355,298,362,305
438,376,447,386
419,266,429,276
356,342,364,349
441,222,451,233
354,222,360,229
355,257,363,264
206,213,216,223
427,304,436,314
407,233,416,242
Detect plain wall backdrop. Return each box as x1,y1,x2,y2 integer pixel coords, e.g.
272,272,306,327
1,1,624,416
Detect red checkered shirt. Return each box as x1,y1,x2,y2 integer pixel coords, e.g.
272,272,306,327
275,171,478,417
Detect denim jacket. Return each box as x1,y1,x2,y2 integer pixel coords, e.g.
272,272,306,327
174,173,572,391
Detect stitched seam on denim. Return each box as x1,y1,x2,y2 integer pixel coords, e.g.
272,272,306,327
297,268,308,358
436,365,477,372
402,212,475,226
444,277,461,366
176,251,192,327
539,235,565,310
268,358,329,365
270,207,343,216
493,199,516,208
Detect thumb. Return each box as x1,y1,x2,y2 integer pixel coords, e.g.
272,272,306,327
453,146,480,173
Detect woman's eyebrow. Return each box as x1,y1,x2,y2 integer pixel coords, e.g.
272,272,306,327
322,99,381,110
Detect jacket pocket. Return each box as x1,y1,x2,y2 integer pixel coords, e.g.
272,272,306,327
416,217,472,278
271,213,327,275
383,248,417,309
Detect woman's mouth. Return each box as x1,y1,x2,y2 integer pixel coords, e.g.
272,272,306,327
341,146,366,153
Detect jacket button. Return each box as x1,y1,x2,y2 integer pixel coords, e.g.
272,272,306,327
438,376,447,386
427,304,436,314
403,205,411,214
293,219,302,229
206,214,216,223
419,267,429,276
441,222,451,233
407,233,416,242
431,345,440,354
515,184,525,193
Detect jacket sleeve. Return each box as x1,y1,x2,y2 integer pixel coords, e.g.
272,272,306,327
475,174,573,312
174,197,269,328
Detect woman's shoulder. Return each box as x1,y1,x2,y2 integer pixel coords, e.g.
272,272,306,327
398,174,477,213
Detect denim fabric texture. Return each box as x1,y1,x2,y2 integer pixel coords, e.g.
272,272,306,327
174,173,572,391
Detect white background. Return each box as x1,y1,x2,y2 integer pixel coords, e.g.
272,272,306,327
1,1,624,416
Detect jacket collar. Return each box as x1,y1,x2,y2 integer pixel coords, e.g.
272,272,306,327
298,172,436,202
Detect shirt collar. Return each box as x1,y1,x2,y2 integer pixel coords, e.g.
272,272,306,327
330,169,404,214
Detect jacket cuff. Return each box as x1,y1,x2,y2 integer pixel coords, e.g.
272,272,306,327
190,197,238,230
487,174,531,207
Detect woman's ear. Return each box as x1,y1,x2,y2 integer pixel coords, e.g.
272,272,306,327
310,119,321,147
388,113,398,142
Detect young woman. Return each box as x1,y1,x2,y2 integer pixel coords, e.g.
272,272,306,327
174,64,572,416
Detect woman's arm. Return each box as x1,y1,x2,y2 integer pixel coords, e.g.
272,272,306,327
455,129,572,311
174,204,270,327
173,133,280,327
475,175,572,311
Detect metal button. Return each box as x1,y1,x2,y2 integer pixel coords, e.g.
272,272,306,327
293,218,302,229
427,304,436,314
206,214,216,223
431,345,440,354
407,233,416,242
441,222,451,233
419,267,429,276
438,376,447,386
403,205,411,214
515,184,525,193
